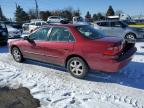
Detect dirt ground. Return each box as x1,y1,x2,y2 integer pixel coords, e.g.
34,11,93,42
0,87,40,108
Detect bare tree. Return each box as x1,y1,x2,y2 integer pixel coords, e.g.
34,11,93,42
115,10,124,16
34,0,39,18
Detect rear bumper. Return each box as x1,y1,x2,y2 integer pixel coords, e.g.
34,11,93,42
91,47,137,72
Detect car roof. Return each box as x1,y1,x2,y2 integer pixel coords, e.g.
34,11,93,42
42,24,88,28
96,20,120,23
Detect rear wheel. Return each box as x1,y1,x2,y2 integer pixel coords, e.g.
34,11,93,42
11,47,24,62
67,57,88,79
125,33,136,40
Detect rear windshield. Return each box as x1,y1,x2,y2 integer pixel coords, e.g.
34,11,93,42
76,25,104,40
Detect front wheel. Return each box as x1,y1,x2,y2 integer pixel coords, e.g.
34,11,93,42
67,57,88,79
11,47,24,62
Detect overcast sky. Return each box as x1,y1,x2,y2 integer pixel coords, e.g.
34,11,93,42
0,0,144,19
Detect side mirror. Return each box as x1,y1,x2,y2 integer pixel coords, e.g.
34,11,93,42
23,36,29,40
23,36,34,43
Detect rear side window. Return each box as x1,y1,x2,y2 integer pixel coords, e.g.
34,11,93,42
110,22,122,27
97,22,109,27
49,27,75,42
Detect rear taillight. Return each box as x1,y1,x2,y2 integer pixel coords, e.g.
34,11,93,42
104,45,123,56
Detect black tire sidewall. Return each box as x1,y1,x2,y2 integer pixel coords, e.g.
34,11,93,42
125,33,136,40
67,57,88,79
12,47,23,62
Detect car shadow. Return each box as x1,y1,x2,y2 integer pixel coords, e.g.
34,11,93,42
136,39,144,42
23,59,144,90
0,45,9,53
23,59,67,72
135,52,144,56
1,46,144,90
86,61,144,90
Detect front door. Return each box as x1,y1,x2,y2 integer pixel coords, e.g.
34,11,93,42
109,21,125,37
21,27,50,61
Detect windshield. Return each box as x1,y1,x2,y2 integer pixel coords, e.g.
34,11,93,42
76,25,104,39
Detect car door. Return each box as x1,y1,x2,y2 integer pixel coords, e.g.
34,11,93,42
96,22,110,36
21,27,50,61
44,27,75,65
109,21,125,37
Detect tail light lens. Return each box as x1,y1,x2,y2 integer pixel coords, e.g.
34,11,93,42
104,44,123,56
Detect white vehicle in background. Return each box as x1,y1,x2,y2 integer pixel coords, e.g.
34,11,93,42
47,16,69,24
72,16,90,25
29,21,47,33
6,25,21,38
22,23,30,33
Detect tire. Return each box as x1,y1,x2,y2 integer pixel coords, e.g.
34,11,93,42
11,47,24,62
67,57,88,79
125,33,136,40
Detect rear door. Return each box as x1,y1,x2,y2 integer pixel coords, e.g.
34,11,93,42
21,27,50,61
44,27,75,65
109,21,125,37
96,22,110,35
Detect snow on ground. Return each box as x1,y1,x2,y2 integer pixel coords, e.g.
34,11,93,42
0,42,144,108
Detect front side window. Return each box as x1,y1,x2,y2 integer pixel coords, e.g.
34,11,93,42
29,28,50,41
49,27,75,42
30,23,35,25
36,22,41,26
76,25,104,40
110,22,122,27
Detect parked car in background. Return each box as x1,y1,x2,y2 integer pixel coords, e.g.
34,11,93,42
0,21,23,33
47,16,69,24
72,16,90,25
94,20,144,40
6,25,22,39
11,23,23,33
22,23,30,32
29,21,47,33
0,22,8,45
9,24,136,78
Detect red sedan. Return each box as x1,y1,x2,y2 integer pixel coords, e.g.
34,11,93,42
8,24,137,78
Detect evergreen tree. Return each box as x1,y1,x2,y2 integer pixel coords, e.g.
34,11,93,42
0,5,7,21
73,9,81,17
106,5,115,16
93,13,105,21
15,5,29,23
85,11,92,21
85,11,91,19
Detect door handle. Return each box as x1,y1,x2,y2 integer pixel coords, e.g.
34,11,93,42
64,49,69,51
